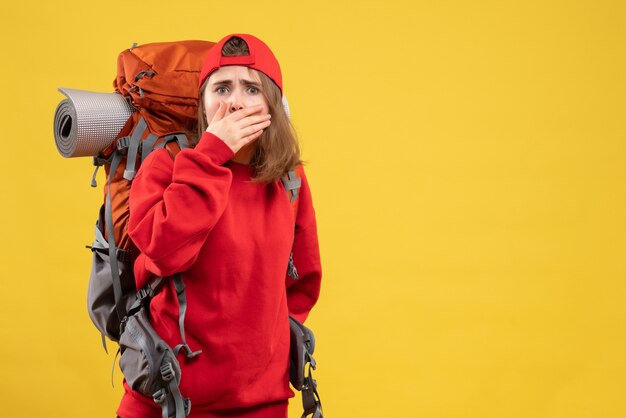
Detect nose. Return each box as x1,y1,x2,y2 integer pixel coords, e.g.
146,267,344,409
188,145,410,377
227,91,244,113
229,102,243,113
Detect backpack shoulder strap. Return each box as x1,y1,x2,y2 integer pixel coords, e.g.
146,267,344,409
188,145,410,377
154,133,190,159
282,166,303,281
281,167,302,204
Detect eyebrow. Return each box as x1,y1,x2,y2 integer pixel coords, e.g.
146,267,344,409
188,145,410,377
210,79,262,87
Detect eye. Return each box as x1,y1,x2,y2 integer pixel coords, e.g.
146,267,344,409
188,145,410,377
247,86,260,94
215,86,229,94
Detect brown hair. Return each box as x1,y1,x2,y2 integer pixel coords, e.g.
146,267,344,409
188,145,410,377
197,36,301,183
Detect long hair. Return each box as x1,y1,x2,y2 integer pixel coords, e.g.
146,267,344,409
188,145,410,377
197,36,301,183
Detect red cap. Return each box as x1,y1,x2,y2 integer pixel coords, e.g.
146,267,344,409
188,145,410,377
198,34,282,94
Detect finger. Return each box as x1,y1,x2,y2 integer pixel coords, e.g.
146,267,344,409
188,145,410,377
241,119,271,138
241,127,265,146
241,120,271,135
210,101,227,124
230,105,266,122
236,113,272,129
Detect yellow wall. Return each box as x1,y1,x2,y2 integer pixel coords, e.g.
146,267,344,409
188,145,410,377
1,0,625,416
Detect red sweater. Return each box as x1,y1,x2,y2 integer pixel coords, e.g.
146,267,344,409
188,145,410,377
117,132,322,417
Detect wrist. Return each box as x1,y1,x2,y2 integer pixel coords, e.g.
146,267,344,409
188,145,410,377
197,132,235,165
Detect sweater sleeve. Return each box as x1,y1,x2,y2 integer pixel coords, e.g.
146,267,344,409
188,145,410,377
286,167,322,323
128,132,235,282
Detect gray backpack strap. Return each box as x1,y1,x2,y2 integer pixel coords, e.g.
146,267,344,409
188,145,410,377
92,219,111,352
93,220,110,350
287,253,299,281
171,274,202,358
141,129,188,165
168,133,190,150
105,150,126,324
92,221,108,251
289,317,323,418
301,371,323,418
283,169,301,280
123,117,149,181
153,361,189,418
163,362,187,418
90,155,111,188
141,133,159,163
124,276,164,320
281,169,301,203
155,133,191,155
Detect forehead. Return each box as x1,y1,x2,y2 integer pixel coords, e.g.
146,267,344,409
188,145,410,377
208,65,261,83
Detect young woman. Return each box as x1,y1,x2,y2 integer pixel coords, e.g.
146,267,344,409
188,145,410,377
117,34,322,418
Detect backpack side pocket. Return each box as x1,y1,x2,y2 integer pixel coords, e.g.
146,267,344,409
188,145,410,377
119,306,190,417
87,204,136,341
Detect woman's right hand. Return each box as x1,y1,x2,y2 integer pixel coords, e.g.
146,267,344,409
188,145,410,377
206,101,271,154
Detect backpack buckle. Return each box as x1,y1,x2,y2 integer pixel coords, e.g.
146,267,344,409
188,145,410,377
306,351,317,369
152,388,166,404
134,70,156,82
92,155,110,167
128,85,145,98
136,287,152,302
117,136,130,152
160,362,175,382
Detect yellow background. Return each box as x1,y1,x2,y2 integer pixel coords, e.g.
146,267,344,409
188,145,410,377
1,0,625,417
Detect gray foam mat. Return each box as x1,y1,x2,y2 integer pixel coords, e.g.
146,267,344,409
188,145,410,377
54,88,134,158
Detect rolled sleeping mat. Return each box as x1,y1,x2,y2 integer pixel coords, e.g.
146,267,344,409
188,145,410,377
54,88,134,158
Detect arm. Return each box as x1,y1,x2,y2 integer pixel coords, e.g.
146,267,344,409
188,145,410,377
286,167,322,323
128,132,235,281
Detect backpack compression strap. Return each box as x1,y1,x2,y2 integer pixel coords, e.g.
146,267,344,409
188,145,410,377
171,274,201,358
105,149,127,324
153,362,190,418
127,274,195,353
301,364,323,418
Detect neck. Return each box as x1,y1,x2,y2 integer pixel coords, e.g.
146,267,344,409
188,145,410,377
231,142,257,165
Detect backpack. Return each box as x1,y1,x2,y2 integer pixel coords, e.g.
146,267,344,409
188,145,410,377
84,40,214,418
64,41,324,418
